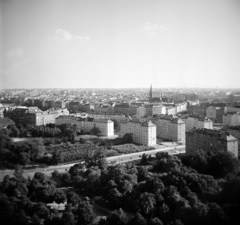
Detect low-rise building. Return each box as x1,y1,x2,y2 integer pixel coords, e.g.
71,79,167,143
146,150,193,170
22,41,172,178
186,128,238,158
120,119,156,146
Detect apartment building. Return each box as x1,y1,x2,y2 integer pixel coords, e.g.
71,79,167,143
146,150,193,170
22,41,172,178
151,115,185,143
185,115,213,131
94,104,114,114
120,119,156,146
175,102,188,113
186,128,238,158
87,113,126,121
223,126,240,152
4,107,69,126
114,103,137,115
136,106,146,118
223,112,240,126
166,106,177,115
187,104,208,116
226,106,240,113
206,106,225,123
55,116,114,137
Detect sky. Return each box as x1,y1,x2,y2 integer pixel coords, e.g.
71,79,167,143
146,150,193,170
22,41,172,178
1,0,240,89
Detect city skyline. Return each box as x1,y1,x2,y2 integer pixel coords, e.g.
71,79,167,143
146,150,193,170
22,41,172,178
1,0,240,89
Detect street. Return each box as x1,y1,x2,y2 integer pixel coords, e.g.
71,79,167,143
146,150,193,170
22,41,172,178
0,145,185,181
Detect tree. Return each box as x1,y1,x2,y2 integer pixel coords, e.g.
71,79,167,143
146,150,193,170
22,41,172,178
149,218,164,225
106,208,128,225
122,133,133,144
67,191,81,207
13,164,24,180
54,189,66,208
136,192,156,216
52,149,63,165
61,211,75,225
208,151,239,178
128,213,147,225
79,138,86,144
76,201,94,225
91,126,101,136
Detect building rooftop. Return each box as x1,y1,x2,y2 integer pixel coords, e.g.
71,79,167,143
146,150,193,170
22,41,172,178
141,120,156,127
187,128,237,141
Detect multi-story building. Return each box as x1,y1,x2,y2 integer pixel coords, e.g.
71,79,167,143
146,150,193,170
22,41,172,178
175,102,188,113
186,128,238,158
225,106,240,113
136,106,146,118
53,101,66,109
136,104,166,118
185,115,213,131
187,104,208,116
4,106,69,126
94,104,114,114
151,115,185,143
78,104,95,112
87,113,126,121
166,106,177,115
114,103,137,115
120,119,156,146
55,116,114,137
0,108,5,118
223,112,240,126
206,106,225,123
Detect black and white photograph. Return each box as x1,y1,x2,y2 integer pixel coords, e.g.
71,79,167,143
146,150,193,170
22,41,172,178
1,0,240,225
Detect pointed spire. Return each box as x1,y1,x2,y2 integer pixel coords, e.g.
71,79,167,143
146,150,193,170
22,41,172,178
149,84,152,102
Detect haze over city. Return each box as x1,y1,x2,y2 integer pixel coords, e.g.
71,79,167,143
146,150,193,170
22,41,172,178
1,0,240,89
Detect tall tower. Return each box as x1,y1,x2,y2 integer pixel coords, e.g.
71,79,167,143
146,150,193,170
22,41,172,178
149,84,152,102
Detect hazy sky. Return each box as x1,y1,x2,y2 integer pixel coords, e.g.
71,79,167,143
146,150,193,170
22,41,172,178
1,0,240,89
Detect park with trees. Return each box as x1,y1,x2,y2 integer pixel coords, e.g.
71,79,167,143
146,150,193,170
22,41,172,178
1,148,240,225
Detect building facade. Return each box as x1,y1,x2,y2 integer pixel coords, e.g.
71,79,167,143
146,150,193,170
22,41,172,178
186,128,238,158
206,106,225,123
55,116,114,137
223,113,240,126
120,119,156,146
4,106,69,126
151,115,185,143
185,115,213,131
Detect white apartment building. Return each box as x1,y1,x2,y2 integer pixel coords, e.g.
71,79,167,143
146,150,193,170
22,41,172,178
185,115,213,131
55,116,114,137
166,106,177,115
152,105,166,115
120,120,156,146
151,115,185,143
175,102,188,113
223,112,240,126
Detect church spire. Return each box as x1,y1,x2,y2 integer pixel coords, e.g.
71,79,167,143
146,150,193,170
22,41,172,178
149,84,152,102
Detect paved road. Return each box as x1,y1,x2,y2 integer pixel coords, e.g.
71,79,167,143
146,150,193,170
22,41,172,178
0,145,185,181
107,145,185,164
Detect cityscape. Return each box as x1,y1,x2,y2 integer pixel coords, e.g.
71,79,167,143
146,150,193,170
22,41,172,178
1,1,240,225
